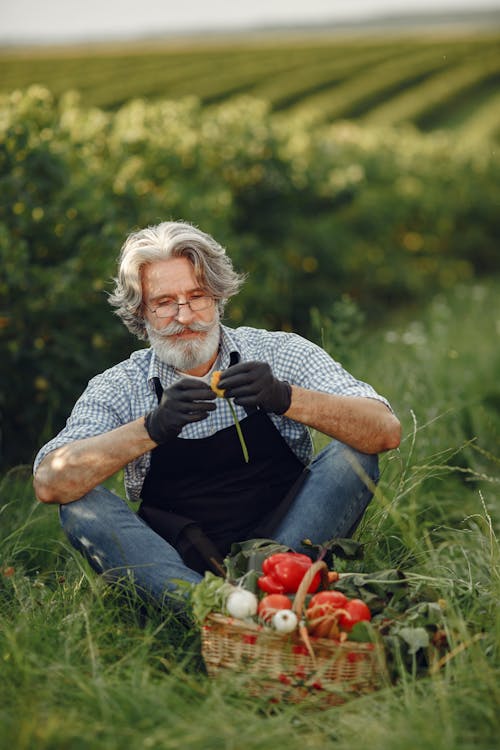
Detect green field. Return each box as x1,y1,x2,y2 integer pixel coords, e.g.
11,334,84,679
1,280,499,749
1,30,500,139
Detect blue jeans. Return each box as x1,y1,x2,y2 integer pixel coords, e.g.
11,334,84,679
59,440,379,606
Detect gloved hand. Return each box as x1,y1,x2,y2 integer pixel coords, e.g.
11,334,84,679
217,361,292,415
145,379,216,444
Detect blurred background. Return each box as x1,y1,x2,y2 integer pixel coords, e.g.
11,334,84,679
1,0,499,468
2,0,500,44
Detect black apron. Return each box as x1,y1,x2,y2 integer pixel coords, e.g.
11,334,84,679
139,363,309,575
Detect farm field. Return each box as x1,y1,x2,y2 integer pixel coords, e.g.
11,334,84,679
1,29,500,139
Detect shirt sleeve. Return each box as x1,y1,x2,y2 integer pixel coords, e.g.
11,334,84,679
32,368,136,472
270,332,393,409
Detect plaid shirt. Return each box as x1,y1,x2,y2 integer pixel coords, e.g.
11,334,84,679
34,324,391,501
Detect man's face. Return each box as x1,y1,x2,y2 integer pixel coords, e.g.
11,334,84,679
141,257,220,374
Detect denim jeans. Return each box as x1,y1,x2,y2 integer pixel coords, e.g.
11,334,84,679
59,440,379,606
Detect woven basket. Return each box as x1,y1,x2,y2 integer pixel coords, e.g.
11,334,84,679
201,560,388,705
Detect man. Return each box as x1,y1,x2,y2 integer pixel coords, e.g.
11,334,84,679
33,221,400,606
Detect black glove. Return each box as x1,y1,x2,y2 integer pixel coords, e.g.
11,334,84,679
217,361,292,415
145,378,216,444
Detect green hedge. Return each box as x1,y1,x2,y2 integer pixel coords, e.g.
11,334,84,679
1,86,499,467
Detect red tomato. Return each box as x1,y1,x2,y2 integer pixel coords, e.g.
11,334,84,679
339,598,371,632
257,594,292,622
306,590,348,638
308,590,348,613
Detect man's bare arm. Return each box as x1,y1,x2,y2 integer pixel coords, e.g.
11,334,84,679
285,387,401,454
33,418,155,505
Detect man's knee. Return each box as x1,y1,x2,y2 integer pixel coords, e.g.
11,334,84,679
59,487,134,575
346,447,380,486
60,487,101,533
59,486,126,546
315,441,379,487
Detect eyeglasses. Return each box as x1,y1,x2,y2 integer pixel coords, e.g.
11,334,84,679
145,294,215,319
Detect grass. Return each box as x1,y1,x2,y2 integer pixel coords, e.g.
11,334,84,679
1,280,499,749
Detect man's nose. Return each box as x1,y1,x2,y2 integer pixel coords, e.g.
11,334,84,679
175,301,195,322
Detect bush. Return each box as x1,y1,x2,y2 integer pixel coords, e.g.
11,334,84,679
1,87,499,467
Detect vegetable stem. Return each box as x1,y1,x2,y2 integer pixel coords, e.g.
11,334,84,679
228,399,249,463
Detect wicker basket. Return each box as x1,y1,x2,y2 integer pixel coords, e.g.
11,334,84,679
201,560,388,705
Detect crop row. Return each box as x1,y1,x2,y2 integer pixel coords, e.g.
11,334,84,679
456,88,500,143
0,39,358,106
1,33,499,137
250,44,407,110
292,41,500,120
362,48,500,129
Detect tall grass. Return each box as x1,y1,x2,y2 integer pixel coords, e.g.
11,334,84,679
0,280,498,749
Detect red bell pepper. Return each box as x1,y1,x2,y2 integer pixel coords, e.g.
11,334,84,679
257,552,321,595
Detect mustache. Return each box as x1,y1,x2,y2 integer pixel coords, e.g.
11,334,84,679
147,319,215,337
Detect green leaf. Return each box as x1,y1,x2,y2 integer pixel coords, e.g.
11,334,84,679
403,601,444,628
335,569,409,614
189,572,233,624
347,620,378,643
300,537,364,566
327,538,365,560
395,626,430,655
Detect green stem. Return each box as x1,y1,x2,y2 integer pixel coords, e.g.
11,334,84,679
227,399,249,463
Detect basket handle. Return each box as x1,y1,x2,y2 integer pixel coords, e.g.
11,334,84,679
292,559,329,618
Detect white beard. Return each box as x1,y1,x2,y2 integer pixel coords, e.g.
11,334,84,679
145,313,221,372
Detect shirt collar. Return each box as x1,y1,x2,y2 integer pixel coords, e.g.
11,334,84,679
146,324,240,391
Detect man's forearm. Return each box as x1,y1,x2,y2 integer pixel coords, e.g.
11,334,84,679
285,386,401,454
33,418,156,505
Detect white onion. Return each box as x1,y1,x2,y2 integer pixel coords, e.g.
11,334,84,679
226,588,258,619
272,609,298,633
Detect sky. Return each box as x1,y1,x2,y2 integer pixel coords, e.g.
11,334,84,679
1,0,500,44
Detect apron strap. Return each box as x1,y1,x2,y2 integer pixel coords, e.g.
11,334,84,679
152,376,163,403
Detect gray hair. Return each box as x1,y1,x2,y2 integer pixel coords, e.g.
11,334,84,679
108,221,246,339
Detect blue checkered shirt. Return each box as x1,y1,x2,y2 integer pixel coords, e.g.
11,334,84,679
34,325,391,501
